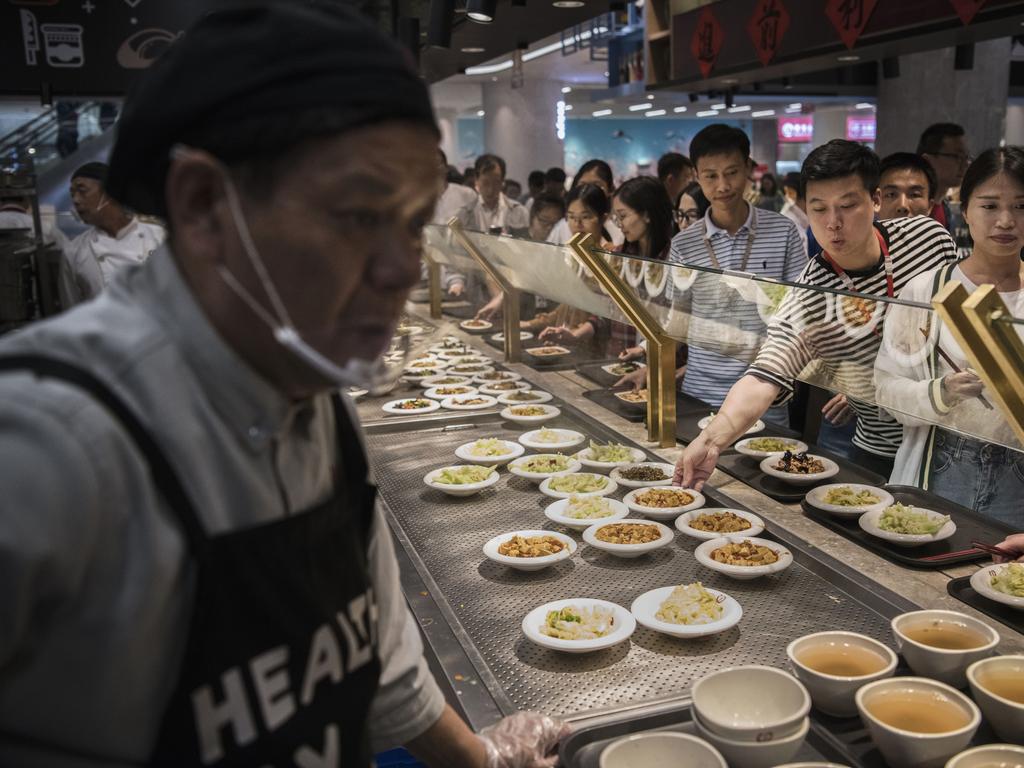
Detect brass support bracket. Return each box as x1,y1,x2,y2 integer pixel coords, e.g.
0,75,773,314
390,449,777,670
448,218,521,363
568,233,677,447
421,249,443,320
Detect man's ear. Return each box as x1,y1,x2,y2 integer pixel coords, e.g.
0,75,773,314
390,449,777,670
165,149,231,265
871,187,882,213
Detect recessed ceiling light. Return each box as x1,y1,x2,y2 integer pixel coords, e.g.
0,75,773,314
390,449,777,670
727,105,751,112
722,78,739,85
788,102,802,109
647,94,655,99
553,1,585,7
751,109,775,117
476,109,485,117
711,103,726,110
673,106,687,113
466,0,496,22
855,102,874,109
628,103,649,111
838,54,860,62
491,76,498,81
564,104,573,110
697,110,718,117
645,109,666,117
593,109,613,117
561,86,572,93
461,46,486,53
603,70,610,77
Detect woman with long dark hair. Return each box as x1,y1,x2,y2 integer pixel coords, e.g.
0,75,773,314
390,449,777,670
877,146,1024,527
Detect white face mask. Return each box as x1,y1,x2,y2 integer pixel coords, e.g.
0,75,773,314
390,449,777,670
211,158,408,394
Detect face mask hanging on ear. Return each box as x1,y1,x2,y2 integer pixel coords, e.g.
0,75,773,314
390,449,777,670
170,144,409,394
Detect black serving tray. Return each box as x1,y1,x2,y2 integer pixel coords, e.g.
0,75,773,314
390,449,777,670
574,360,643,388
720,447,886,504
947,574,1024,635
484,334,543,353
675,405,802,447
582,388,647,423
441,301,476,320
800,485,1016,569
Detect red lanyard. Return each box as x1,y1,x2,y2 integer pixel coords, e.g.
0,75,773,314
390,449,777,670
821,229,894,298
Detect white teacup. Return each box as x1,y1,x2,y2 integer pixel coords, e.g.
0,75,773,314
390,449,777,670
691,665,810,743
944,744,1024,768
966,655,1024,745
891,610,999,688
786,631,898,717
692,709,809,768
856,677,981,768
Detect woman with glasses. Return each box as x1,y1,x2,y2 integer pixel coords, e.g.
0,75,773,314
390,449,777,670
675,181,709,230
545,159,624,247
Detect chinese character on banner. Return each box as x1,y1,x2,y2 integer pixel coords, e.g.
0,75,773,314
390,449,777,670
948,0,986,25
825,0,879,49
747,0,790,66
690,6,724,78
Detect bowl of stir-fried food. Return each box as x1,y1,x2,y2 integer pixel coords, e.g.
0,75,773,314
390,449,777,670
613,389,649,409
675,508,765,541
500,404,561,424
582,519,674,558
623,486,705,520
440,394,499,411
522,598,636,653
482,529,576,571
382,397,441,415
574,440,647,472
858,503,956,547
422,464,500,497
423,385,478,401
695,536,793,579
609,462,676,488
477,381,530,396
760,451,839,485
525,345,571,362
496,389,553,405
804,483,894,517
734,436,808,459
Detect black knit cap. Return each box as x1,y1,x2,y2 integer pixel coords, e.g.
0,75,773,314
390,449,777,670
72,162,109,184
106,1,437,217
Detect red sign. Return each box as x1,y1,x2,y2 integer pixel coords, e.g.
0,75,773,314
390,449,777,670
825,0,879,49
690,6,724,78
949,0,987,24
778,116,813,143
846,115,876,142
746,0,790,66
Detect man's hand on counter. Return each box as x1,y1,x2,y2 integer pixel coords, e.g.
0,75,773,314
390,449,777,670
994,533,1024,563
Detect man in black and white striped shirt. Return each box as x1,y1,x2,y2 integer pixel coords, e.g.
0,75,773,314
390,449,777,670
668,125,807,420
676,140,958,489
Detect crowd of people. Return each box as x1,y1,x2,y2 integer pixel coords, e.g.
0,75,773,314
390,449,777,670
432,122,1022,529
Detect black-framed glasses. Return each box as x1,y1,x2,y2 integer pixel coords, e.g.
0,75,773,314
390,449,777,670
674,209,701,224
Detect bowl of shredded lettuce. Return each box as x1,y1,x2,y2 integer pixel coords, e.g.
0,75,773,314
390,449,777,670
630,583,743,638
540,472,618,499
734,436,808,459
858,503,956,546
423,464,500,496
805,483,894,517
517,427,585,451
971,562,1024,611
508,453,582,483
574,440,647,472
454,438,524,466
522,598,636,653
544,495,630,531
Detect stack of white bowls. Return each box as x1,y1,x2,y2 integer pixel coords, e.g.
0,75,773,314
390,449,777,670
690,665,811,768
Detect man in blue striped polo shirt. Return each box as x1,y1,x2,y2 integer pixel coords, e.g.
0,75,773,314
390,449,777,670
668,125,807,422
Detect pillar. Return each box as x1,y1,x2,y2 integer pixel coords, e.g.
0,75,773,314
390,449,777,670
482,78,565,183
750,119,778,174
876,38,1011,158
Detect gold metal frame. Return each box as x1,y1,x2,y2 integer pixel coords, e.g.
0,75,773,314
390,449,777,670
448,218,521,363
420,249,443,320
569,233,677,447
933,281,1024,445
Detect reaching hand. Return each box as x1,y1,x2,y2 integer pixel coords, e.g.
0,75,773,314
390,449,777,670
538,326,576,346
674,432,721,492
479,712,570,768
994,533,1024,563
942,372,984,404
614,367,647,392
447,281,465,298
821,393,854,426
618,345,645,362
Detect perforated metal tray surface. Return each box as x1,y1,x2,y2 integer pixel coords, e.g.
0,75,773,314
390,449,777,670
363,409,904,721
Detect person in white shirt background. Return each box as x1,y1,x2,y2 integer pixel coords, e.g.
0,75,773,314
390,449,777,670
469,154,529,235
780,172,809,254
60,162,165,308
430,149,478,298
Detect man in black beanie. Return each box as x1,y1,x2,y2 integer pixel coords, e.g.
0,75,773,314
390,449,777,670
0,3,563,766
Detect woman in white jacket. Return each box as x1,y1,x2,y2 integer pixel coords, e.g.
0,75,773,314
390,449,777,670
875,146,1024,527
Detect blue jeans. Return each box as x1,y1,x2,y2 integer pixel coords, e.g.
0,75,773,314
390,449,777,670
817,417,857,461
928,430,1024,529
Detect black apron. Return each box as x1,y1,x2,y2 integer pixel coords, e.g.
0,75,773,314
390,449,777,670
0,355,381,768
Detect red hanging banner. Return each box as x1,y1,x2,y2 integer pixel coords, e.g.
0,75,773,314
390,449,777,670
747,0,791,66
948,0,986,25
825,0,879,50
690,6,724,78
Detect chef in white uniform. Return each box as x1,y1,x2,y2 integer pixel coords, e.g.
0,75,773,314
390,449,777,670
60,162,165,307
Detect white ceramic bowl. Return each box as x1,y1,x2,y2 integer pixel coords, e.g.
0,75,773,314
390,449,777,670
518,427,585,451
698,415,765,434
446,356,492,366
675,508,765,541
382,398,441,415
970,564,1024,611
521,598,635,653
454,439,525,466
582,518,674,558
856,677,981,768
440,394,499,411
775,764,851,768
966,655,1024,744
804,483,895,517
459,319,493,333
574,445,648,473
344,387,368,400
474,371,523,385
891,610,1000,688
477,382,531,397
544,496,630,531
693,711,809,768
404,358,448,372
507,454,582,484
601,361,646,377
501,404,561,425
734,436,809,459
448,364,495,377
599,732,726,768
859,507,957,547
692,665,811,743
423,385,479,401
435,350,476,361
482,529,576,572
629,585,742,639
622,486,705,521
694,536,794,580
609,462,677,489
419,374,472,388
496,390,554,405
491,331,533,343
525,345,571,362
786,631,898,717
400,370,446,386
945,744,1024,768
759,453,840,486
540,473,618,499
422,465,500,497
